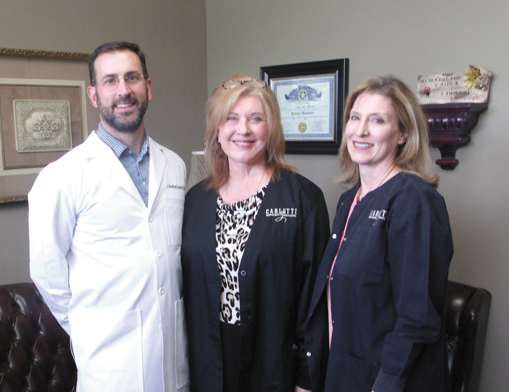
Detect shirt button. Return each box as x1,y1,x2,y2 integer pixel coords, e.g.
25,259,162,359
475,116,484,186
240,270,247,276
306,352,312,357
332,234,337,239
155,251,162,258
149,216,153,222
243,318,250,324
142,181,147,186
159,288,165,295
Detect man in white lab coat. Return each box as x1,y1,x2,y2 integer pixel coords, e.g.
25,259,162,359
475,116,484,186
29,41,189,392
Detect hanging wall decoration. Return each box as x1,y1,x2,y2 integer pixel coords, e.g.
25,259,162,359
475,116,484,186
417,66,493,170
0,48,92,204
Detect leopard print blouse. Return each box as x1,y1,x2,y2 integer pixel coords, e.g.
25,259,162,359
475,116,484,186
216,187,266,325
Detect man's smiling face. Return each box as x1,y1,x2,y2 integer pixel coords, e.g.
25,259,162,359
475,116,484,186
88,49,152,134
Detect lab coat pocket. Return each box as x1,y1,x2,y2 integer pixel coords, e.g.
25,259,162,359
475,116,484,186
71,309,143,391
165,189,184,245
175,297,190,388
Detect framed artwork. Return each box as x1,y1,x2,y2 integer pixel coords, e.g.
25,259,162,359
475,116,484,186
0,48,92,204
261,58,349,154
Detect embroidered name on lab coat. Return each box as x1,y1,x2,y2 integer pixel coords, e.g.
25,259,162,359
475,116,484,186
266,208,297,222
167,184,186,191
368,209,387,221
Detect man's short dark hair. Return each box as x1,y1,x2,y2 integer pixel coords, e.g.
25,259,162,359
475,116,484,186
89,41,149,86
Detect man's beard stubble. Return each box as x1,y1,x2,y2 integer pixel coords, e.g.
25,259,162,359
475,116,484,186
97,90,149,133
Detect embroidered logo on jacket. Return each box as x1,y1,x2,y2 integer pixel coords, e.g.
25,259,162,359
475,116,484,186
368,209,387,221
266,208,297,222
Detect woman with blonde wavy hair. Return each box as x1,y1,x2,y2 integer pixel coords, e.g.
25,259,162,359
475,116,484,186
305,75,453,392
182,75,330,392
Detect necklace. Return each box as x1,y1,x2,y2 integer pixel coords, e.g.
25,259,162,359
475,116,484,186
359,165,396,201
222,166,267,205
232,167,266,221
255,167,266,192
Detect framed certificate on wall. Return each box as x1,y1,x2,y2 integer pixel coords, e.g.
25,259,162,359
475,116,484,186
261,58,349,155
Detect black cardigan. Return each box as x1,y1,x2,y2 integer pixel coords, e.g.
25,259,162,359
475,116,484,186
182,171,330,392
305,172,453,392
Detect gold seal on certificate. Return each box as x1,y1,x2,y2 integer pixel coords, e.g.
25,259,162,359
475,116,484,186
298,122,307,133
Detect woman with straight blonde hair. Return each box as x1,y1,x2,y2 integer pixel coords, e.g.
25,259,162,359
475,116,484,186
305,76,453,392
337,75,438,187
182,75,330,392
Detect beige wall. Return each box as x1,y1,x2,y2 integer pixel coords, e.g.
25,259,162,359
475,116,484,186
206,1,508,391
1,0,507,390
0,1,207,281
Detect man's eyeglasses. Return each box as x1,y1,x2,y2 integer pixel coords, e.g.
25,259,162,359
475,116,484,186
221,78,267,90
99,74,145,90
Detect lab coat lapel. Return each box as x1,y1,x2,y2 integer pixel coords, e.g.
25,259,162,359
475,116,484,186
84,132,144,204
147,138,166,212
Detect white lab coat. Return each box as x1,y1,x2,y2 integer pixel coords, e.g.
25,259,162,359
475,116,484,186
29,132,190,392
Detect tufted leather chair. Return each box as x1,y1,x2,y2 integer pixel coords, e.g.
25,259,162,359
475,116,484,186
0,280,493,392
0,283,76,392
445,280,492,392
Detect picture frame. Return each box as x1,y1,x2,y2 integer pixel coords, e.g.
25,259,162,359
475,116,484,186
260,58,349,155
0,48,93,204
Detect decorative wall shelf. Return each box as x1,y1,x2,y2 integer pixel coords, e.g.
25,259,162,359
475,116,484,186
422,102,488,170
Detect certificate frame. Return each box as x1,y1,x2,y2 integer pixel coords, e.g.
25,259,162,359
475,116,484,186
261,58,349,154
0,48,91,204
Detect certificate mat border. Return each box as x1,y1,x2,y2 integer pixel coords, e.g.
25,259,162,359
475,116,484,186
261,58,349,155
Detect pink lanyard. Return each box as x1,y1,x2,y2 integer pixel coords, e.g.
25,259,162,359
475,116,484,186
327,188,361,347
